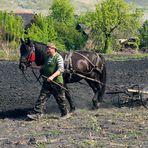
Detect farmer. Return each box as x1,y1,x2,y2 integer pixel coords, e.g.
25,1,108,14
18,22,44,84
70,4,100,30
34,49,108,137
27,42,69,120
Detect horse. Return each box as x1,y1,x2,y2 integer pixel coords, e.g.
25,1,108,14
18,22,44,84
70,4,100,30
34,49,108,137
19,38,106,111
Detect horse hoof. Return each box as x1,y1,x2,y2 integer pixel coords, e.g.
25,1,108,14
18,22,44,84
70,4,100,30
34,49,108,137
92,103,100,110
70,107,75,113
92,106,99,110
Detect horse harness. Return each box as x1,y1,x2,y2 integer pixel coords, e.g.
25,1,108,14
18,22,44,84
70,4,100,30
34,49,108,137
64,51,103,73
64,51,104,85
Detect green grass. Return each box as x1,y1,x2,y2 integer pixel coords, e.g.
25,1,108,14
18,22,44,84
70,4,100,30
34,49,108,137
0,48,19,61
0,45,148,61
104,53,148,61
76,139,104,148
127,130,143,137
0,50,6,59
36,143,46,148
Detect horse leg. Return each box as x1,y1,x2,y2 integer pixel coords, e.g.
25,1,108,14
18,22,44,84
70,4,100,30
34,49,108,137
86,80,101,109
97,83,105,103
92,90,100,109
64,84,75,112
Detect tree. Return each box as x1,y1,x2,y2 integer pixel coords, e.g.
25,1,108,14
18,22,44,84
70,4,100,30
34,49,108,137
25,14,57,44
54,21,87,50
78,0,143,53
96,0,143,53
0,11,24,44
139,20,148,48
49,0,86,50
50,0,74,24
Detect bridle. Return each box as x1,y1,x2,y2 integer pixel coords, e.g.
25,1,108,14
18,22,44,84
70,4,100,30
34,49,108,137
19,43,42,85
19,43,35,69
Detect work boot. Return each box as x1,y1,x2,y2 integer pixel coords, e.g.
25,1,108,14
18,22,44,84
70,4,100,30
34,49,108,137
27,111,44,120
60,109,71,119
60,113,71,120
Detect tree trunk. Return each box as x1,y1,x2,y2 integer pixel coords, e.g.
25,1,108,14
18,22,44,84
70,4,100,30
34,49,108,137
104,34,112,53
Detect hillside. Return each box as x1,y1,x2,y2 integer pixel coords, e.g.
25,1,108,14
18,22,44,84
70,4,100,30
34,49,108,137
0,0,147,20
126,0,148,7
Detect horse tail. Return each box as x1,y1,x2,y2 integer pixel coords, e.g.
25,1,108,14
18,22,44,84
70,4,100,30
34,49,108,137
100,57,106,96
96,54,106,100
100,55,106,84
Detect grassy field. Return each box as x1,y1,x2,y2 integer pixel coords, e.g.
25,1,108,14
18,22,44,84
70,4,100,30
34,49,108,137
0,0,147,17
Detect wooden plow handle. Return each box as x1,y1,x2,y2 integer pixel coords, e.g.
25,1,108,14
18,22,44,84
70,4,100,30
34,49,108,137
127,89,148,95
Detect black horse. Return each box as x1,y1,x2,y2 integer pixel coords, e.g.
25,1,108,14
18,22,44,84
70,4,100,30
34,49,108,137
19,38,106,111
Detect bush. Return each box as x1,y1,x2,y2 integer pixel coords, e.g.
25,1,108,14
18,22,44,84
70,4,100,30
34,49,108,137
139,20,148,48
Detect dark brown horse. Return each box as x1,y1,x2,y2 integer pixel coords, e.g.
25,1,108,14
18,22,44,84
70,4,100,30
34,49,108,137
19,38,106,111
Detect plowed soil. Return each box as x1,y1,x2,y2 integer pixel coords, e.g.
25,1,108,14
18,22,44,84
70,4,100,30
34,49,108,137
0,57,147,148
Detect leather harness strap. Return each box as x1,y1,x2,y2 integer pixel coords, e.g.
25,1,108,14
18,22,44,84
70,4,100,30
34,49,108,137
63,51,104,85
64,51,73,71
73,51,102,73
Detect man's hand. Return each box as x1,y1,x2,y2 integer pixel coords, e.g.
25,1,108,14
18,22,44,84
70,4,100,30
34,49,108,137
47,70,61,82
47,76,54,82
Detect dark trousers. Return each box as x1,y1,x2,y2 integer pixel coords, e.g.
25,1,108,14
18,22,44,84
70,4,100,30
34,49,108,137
34,81,68,116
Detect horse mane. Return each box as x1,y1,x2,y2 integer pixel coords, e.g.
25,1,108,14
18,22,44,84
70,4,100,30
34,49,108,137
31,40,46,47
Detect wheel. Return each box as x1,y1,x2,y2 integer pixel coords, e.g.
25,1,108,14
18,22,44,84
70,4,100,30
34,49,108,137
118,92,131,107
140,87,148,108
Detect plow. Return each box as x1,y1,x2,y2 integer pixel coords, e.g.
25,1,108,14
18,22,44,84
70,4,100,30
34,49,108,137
106,84,148,108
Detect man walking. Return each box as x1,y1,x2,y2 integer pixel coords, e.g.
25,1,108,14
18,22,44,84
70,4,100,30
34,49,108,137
27,42,69,120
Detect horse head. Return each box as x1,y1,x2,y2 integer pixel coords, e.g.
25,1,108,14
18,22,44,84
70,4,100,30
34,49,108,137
19,38,36,71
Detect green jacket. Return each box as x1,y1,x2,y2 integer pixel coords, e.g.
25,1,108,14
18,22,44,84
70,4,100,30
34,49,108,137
43,53,64,84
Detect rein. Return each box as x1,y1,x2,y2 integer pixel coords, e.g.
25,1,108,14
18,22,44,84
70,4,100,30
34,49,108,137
21,68,31,82
31,69,42,85
20,67,42,85
42,75,69,92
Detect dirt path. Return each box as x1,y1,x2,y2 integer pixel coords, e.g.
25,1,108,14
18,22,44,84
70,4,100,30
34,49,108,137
0,58,148,147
